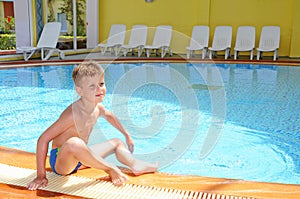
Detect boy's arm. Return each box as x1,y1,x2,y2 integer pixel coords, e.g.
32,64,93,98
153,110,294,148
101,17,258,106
27,107,74,190
27,132,51,190
99,104,134,153
27,125,54,190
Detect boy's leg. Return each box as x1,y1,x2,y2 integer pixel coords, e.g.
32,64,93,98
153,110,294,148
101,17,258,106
89,138,158,175
55,137,128,186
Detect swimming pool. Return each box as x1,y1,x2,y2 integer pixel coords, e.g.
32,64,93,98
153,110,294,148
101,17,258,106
0,62,299,185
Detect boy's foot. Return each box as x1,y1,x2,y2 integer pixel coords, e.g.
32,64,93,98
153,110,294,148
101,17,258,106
107,169,129,186
132,161,158,176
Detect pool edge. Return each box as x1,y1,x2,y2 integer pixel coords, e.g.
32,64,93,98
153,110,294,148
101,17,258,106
0,146,299,199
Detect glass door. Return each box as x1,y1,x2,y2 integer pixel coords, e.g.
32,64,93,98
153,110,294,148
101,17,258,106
46,0,86,50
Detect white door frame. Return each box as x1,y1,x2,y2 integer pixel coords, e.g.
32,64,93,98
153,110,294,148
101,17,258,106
72,0,77,50
86,0,99,48
14,0,33,51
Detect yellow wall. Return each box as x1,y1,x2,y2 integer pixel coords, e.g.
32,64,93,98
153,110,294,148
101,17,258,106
0,2,4,30
0,2,4,20
99,0,202,53
99,0,202,36
290,0,300,57
31,0,37,46
210,0,294,57
98,0,299,57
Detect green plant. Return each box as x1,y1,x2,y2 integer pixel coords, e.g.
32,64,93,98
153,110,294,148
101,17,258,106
0,34,16,50
0,16,15,34
47,0,56,22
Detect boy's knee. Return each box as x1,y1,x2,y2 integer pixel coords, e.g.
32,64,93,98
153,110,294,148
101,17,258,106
64,137,85,152
110,138,125,146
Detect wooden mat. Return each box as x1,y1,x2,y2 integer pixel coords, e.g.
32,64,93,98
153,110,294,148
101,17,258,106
0,163,257,199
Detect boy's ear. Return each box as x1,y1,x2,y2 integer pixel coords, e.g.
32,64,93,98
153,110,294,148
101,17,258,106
75,85,82,96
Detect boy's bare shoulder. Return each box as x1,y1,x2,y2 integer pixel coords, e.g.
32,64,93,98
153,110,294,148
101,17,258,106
96,103,107,117
58,104,75,123
97,103,105,109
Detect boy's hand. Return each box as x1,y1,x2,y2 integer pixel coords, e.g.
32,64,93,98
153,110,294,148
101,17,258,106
126,136,134,153
27,176,48,190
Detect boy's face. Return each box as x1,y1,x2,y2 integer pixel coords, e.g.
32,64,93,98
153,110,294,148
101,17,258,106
76,75,106,104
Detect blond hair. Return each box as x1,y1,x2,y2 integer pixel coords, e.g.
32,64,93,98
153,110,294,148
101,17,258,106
72,62,104,85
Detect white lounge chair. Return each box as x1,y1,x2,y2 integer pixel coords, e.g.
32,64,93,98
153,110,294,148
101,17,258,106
234,26,256,60
144,25,172,58
17,22,64,61
120,25,148,57
209,26,232,59
186,25,209,59
98,24,126,56
257,26,280,61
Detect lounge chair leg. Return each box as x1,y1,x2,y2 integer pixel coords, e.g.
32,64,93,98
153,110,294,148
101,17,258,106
146,49,151,58
23,52,29,61
155,50,159,57
202,49,207,59
41,49,45,60
100,47,106,55
115,45,122,56
23,50,36,61
187,50,190,59
257,51,260,60
225,49,229,60
42,49,55,60
274,49,278,60
161,48,165,58
137,46,144,57
115,48,120,56
234,51,238,60
161,47,169,58
110,48,114,55
250,50,253,60
137,48,142,57
59,51,65,59
123,49,127,57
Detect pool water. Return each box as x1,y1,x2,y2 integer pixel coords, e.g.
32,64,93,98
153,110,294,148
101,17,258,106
0,63,299,185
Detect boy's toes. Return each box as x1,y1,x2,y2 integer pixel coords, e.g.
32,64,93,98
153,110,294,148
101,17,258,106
112,179,121,186
112,175,128,186
112,178,125,186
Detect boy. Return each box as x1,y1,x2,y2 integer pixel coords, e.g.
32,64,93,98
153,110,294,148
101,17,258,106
27,62,158,190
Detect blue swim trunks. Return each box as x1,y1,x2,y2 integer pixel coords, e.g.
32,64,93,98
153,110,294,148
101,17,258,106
50,148,82,175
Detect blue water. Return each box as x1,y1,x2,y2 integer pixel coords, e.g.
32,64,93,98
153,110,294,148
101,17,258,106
0,63,299,185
